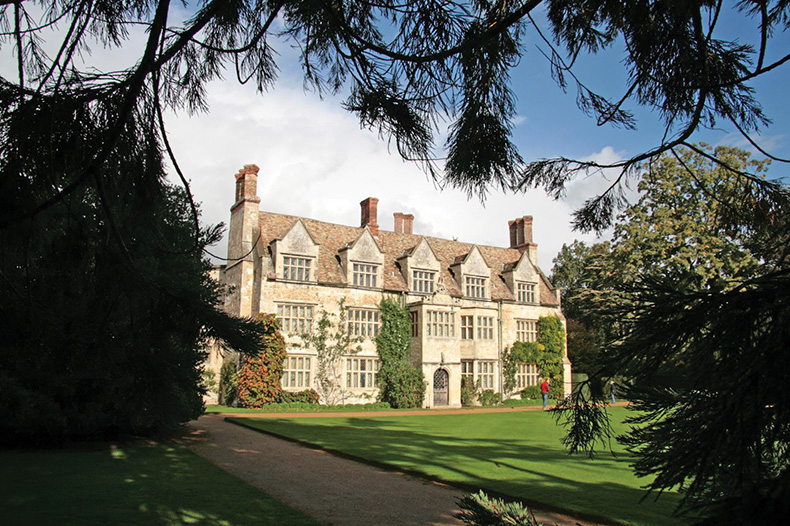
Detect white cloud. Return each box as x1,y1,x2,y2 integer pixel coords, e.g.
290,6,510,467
164,80,601,272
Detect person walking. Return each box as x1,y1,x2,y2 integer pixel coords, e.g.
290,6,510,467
610,380,616,404
540,378,550,410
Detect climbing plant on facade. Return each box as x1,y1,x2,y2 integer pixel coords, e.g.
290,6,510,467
502,316,566,398
300,299,361,405
376,298,425,409
236,313,287,408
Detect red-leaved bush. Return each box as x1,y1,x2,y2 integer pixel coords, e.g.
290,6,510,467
236,313,287,408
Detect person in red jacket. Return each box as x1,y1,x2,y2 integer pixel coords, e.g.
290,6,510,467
540,378,550,410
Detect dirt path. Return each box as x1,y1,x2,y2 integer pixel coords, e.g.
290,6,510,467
183,413,611,526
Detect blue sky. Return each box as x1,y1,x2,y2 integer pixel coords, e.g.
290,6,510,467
163,6,789,271
2,2,788,271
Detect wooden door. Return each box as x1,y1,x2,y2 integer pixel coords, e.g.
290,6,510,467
433,369,449,406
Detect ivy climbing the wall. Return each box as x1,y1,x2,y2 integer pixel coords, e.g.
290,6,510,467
502,316,566,398
376,298,426,408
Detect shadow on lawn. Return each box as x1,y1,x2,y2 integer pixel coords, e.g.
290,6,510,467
237,413,684,526
0,444,317,526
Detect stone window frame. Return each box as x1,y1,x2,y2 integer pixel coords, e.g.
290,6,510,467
476,360,496,389
516,319,538,342
412,269,436,294
276,303,314,334
460,315,474,340
477,316,494,340
516,363,540,389
352,262,379,288
409,310,419,337
461,360,474,380
465,276,487,299
282,255,313,282
348,308,380,338
426,310,455,338
346,357,380,389
283,354,313,389
516,281,537,303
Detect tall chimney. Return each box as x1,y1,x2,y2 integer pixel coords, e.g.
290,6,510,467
393,212,414,234
234,164,260,204
508,216,533,248
360,197,379,235
508,215,538,263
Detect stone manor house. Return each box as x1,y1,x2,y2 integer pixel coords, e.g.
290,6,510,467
210,164,571,408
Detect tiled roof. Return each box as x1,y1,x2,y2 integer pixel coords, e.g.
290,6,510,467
258,211,559,306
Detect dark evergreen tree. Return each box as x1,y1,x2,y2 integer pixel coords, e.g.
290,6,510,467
2,1,788,233
0,125,263,444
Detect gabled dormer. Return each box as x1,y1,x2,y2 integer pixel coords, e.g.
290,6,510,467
398,237,441,294
450,245,492,300
503,250,540,304
340,228,385,288
270,219,319,283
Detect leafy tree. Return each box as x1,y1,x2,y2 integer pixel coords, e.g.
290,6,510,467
563,319,600,376
550,240,610,374
555,145,790,522
376,298,425,408
236,313,287,408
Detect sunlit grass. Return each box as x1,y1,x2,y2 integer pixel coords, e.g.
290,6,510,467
233,407,684,526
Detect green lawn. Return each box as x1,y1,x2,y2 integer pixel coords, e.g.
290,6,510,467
0,443,319,526
232,407,684,526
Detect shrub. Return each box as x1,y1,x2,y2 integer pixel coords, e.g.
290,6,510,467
277,389,320,404
461,376,477,406
520,386,540,399
236,314,287,408
455,491,543,526
219,359,238,406
479,390,502,407
378,360,426,409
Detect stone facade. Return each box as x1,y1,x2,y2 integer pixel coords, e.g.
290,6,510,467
213,164,571,408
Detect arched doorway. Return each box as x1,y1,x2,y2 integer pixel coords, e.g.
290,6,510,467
433,368,449,406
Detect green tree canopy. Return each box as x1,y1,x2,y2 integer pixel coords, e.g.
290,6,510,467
550,240,610,374
556,145,790,522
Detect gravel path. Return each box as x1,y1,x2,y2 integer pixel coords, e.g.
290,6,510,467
182,412,610,526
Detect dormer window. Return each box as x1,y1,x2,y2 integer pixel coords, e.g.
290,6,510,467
412,270,436,294
283,256,312,281
465,276,487,299
517,282,536,303
352,263,378,288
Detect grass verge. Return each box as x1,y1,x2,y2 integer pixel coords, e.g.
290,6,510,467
0,442,319,526
231,407,683,526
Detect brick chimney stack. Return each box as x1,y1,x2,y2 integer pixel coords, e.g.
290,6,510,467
234,164,261,205
393,212,414,234
508,216,533,248
508,215,538,263
360,197,379,235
